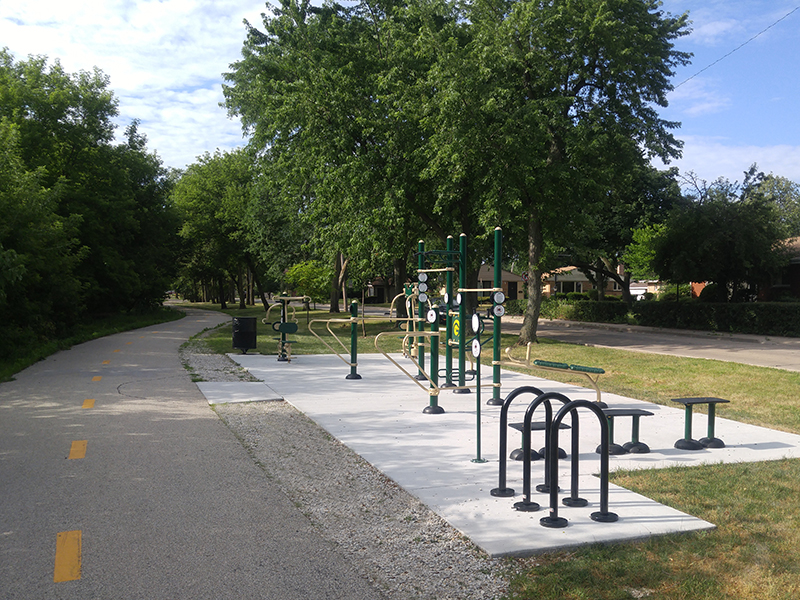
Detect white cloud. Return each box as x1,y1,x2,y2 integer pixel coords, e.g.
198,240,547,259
658,136,800,184
691,18,743,46
0,1,268,170
669,77,731,116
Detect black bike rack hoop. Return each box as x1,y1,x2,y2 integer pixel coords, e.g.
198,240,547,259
490,385,543,498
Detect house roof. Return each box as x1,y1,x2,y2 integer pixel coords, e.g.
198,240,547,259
477,265,525,281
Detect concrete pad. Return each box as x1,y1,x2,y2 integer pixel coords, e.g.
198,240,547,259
205,353,800,557
197,382,283,405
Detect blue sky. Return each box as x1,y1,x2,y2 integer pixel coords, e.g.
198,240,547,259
657,0,800,184
1,1,798,186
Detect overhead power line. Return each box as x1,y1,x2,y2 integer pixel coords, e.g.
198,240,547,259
675,5,800,89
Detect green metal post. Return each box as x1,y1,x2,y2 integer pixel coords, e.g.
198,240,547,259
684,404,694,440
416,240,426,380
472,338,487,462
444,235,455,388
424,306,444,414
455,233,469,393
707,403,716,439
492,227,502,405
346,300,362,380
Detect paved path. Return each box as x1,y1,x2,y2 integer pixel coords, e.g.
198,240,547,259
0,309,385,600
500,318,800,372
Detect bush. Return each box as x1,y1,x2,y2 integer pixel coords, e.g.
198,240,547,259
631,301,800,336
505,298,527,316
566,292,590,301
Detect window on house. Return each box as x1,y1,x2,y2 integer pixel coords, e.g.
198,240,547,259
558,282,582,294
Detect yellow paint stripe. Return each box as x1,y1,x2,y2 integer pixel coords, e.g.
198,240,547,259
92,376,102,382
126,342,133,345
54,530,81,582
82,399,95,409
113,349,120,353
102,360,110,365
68,441,87,460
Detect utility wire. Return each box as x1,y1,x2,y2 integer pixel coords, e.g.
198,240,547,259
675,5,800,89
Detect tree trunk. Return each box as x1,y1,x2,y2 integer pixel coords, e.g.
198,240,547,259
330,253,348,313
247,260,270,308
519,216,544,344
218,276,227,310
233,271,246,309
392,258,408,318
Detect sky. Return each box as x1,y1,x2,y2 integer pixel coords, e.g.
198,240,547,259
1,0,798,186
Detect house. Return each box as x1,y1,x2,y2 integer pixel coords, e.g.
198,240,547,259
541,266,660,299
760,237,800,301
477,265,526,300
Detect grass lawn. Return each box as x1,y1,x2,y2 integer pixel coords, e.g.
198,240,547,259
186,302,800,599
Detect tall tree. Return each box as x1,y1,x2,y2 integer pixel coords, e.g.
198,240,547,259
421,0,690,341
643,166,790,301
566,166,682,306
223,1,487,313
0,49,179,316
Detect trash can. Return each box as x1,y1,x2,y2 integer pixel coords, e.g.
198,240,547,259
232,317,257,353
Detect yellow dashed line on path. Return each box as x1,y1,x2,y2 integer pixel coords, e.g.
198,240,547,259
91,376,102,382
68,441,87,460
82,399,95,409
54,530,81,582
102,360,110,365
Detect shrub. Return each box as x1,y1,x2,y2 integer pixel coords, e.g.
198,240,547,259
631,301,800,336
566,292,590,301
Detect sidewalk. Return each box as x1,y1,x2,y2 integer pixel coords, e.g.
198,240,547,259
207,352,800,557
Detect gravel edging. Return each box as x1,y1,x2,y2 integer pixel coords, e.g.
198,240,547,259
180,332,509,600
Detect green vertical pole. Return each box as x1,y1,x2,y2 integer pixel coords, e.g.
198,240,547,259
684,404,694,440
424,306,444,414
490,227,503,405
444,235,455,388
416,240,426,380
346,299,362,380
455,233,470,394
472,343,487,462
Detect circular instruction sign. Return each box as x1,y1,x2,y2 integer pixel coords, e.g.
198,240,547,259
452,318,460,337
471,339,481,358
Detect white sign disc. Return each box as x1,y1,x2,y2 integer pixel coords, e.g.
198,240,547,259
493,304,506,317
471,313,480,333
471,339,481,358
418,272,428,282
427,309,437,324
493,291,506,304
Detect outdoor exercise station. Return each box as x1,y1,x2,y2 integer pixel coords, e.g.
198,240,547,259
202,228,800,557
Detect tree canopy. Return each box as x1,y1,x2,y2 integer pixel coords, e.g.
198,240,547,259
223,0,690,330
0,49,179,355
630,166,792,301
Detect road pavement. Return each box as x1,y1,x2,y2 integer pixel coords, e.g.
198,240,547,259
520,318,800,372
0,309,386,599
